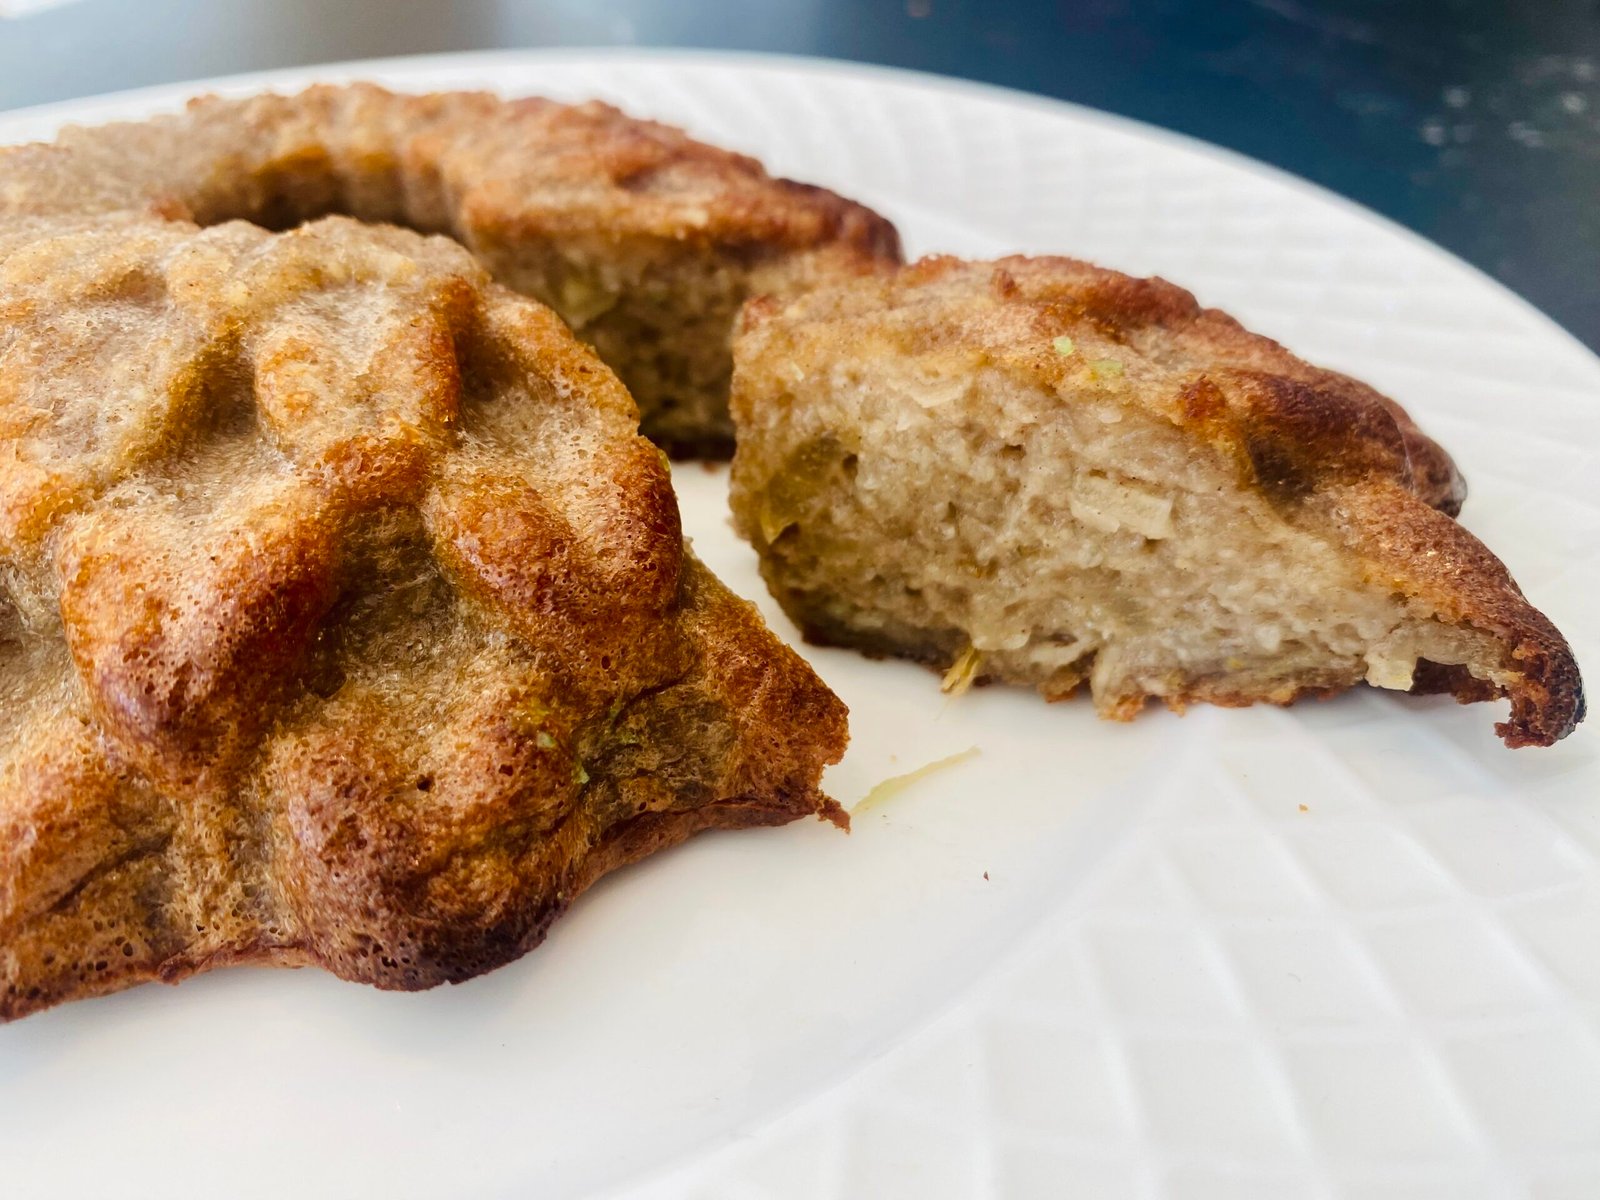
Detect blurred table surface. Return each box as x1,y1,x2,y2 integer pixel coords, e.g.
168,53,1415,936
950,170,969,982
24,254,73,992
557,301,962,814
2,0,1597,351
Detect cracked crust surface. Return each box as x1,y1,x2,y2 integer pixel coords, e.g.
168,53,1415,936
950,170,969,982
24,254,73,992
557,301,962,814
0,214,846,1022
730,254,1582,747
0,82,902,456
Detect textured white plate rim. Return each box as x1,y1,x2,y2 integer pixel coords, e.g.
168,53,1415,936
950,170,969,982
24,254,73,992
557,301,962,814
0,49,1595,1200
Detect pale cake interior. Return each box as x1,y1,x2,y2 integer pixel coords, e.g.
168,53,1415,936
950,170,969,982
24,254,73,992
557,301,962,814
742,360,1505,716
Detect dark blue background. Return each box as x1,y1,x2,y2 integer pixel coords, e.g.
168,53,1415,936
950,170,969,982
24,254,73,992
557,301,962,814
4,0,1596,349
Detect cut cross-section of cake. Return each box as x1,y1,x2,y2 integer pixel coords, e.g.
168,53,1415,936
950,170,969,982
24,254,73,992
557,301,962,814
729,254,1583,747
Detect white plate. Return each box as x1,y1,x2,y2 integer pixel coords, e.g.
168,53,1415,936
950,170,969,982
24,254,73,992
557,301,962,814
2,50,1597,1200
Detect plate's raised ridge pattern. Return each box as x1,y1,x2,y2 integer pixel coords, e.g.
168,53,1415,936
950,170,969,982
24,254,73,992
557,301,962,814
640,715,1599,1199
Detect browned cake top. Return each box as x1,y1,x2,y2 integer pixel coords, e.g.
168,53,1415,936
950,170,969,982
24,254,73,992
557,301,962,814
0,82,901,260
740,254,1583,746
0,83,903,462
0,213,846,1020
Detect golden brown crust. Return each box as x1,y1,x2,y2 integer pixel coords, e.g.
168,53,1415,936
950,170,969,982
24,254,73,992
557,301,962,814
0,213,846,1022
1316,480,1583,747
0,83,902,457
874,255,1467,516
5,84,900,257
733,254,1582,746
